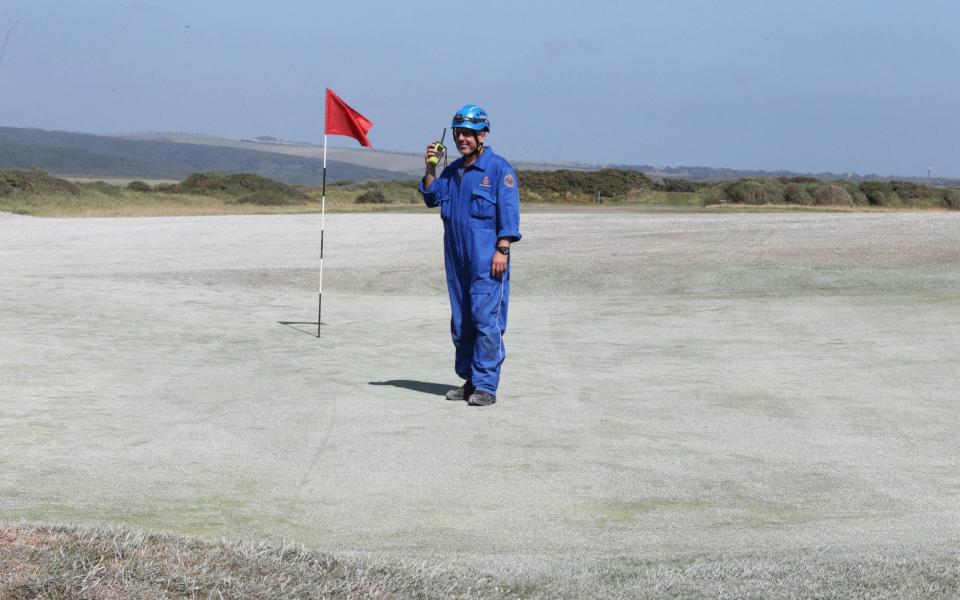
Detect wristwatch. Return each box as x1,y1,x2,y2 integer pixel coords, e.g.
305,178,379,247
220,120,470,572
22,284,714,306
496,245,510,256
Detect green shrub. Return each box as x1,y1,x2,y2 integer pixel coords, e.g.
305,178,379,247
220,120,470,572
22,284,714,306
173,172,309,202
890,181,926,201
658,178,701,193
859,182,901,207
517,169,652,197
837,181,869,205
784,184,816,205
178,172,231,193
331,180,374,191
724,179,785,205
701,183,730,205
887,181,952,207
127,180,152,192
0,169,79,197
725,181,764,204
355,188,389,204
942,188,960,209
777,176,819,184
815,184,854,206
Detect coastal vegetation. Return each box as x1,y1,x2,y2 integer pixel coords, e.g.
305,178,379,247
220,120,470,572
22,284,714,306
2,168,958,217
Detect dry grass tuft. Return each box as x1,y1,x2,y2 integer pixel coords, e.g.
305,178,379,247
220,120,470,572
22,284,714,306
1,523,959,598
0,523,523,599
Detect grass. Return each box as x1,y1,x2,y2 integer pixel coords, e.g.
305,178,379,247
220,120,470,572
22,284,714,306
0,523,525,599
0,187,431,218
2,523,959,599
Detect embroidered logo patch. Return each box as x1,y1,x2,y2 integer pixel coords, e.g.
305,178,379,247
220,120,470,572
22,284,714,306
504,174,515,188
481,176,491,187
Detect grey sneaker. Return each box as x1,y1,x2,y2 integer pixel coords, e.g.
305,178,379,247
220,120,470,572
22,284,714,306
467,391,496,406
445,381,474,401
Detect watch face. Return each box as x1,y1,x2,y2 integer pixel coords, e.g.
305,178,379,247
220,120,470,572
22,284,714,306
497,246,509,255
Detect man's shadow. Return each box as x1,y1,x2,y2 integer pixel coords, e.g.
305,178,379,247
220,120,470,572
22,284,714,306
369,380,451,397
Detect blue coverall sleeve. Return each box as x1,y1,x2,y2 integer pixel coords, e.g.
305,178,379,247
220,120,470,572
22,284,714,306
496,166,522,242
418,174,446,208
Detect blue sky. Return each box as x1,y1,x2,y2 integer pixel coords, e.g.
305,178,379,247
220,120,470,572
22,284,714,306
2,0,958,176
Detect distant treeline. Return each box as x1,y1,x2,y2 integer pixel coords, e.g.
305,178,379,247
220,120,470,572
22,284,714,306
617,163,960,187
516,169,960,209
701,177,960,209
4,168,959,210
0,169,309,206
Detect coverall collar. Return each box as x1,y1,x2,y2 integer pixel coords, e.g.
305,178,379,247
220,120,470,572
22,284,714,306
461,146,493,171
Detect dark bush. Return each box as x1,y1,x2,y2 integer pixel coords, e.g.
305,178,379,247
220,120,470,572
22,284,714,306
332,180,380,191
777,176,819,184
659,178,701,193
517,169,652,197
355,188,389,204
943,188,960,209
815,184,854,206
888,181,950,207
173,172,309,202
179,172,231,193
179,172,296,195
127,180,152,192
784,184,816,205
701,183,730,205
725,181,764,204
859,182,900,207
837,181,869,205
890,181,926,201
0,169,80,197
724,179,785,205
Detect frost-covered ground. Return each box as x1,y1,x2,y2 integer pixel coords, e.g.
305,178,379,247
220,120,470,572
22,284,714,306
2,211,959,596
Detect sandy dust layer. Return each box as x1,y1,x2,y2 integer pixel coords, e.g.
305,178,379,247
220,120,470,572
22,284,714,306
1,210,959,560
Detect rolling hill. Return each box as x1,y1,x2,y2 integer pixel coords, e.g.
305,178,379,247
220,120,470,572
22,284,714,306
0,127,408,184
115,131,597,176
3,126,956,187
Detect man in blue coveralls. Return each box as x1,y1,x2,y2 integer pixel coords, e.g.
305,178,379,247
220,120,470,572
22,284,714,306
419,104,522,407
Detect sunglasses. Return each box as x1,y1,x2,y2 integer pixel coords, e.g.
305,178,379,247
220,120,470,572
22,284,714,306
453,128,482,138
453,114,488,125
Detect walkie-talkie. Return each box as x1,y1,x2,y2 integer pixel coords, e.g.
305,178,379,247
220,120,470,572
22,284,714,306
428,128,447,167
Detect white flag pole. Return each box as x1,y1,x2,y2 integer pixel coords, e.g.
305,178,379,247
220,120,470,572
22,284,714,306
318,133,326,337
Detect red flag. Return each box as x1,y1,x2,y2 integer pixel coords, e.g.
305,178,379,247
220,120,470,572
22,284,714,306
325,88,373,147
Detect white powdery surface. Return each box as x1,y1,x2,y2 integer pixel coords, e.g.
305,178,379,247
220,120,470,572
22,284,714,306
1,211,959,568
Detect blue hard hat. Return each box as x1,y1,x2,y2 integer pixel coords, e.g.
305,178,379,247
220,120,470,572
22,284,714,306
451,104,490,132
